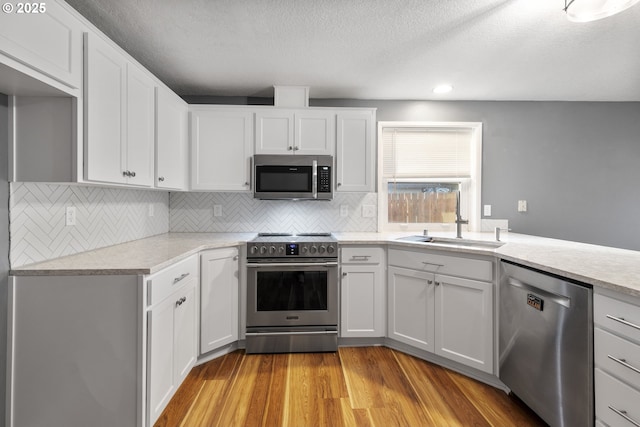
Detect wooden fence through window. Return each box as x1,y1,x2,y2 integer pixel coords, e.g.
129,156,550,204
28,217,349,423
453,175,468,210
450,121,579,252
388,191,457,223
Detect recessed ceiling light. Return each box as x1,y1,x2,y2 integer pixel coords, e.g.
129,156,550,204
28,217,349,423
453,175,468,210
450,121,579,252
564,0,640,22
433,84,453,94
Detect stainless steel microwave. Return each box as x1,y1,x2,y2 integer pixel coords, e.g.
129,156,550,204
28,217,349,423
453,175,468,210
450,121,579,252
253,154,333,200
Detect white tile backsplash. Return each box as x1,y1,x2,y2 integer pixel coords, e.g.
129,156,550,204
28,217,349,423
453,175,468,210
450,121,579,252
10,183,169,267
170,192,378,234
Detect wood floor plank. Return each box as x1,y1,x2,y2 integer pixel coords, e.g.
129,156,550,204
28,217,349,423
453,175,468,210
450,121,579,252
339,346,387,409
445,368,547,427
154,347,548,427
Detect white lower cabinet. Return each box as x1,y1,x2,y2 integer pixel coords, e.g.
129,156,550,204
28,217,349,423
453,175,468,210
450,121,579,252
594,292,640,427
434,274,493,373
388,266,435,351
340,247,386,338
200,247,239,354
147,255,198,425
387,248,494,374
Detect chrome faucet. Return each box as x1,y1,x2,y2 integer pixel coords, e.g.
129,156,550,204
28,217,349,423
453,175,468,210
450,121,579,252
455,190,468,239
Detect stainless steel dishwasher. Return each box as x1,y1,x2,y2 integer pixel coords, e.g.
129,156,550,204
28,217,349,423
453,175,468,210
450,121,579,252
499,260,593,427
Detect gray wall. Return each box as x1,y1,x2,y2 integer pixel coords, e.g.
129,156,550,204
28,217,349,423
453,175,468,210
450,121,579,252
312,99,640,250
0,93,9,423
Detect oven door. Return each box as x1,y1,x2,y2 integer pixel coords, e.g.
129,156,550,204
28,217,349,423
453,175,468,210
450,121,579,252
246,261,338,328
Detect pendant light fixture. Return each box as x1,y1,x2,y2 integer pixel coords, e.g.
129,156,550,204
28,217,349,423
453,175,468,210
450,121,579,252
564,0,640,22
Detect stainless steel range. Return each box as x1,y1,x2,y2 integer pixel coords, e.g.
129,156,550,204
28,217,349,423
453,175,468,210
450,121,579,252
245,233,338,354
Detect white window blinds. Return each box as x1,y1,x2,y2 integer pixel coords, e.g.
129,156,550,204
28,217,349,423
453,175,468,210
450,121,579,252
382,127,473,179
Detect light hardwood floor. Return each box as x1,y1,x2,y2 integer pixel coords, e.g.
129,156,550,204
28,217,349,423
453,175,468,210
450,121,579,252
154,346,547,427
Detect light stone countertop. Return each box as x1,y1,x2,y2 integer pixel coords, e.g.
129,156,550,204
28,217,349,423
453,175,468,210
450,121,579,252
11,230,640,298
10,233,257,276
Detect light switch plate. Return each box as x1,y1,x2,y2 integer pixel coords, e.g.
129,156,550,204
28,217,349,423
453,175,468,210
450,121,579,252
148,204,154,217
518,200,527,212
483,204,492,216
340,205,349,217
213,205,223,217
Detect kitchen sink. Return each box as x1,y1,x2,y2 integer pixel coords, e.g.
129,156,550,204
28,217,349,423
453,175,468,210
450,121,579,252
395,235,504,249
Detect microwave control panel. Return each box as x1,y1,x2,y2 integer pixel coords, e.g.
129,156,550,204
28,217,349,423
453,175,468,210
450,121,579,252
318,166,331,193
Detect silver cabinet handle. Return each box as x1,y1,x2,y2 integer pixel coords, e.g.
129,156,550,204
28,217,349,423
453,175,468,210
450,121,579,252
175,296,187,307
288,146,293,151
173,272,190,284
427,280,433,285
350,255,371,261
122,170,130,177
158,176,165,182
337,182,342,187
343,272,348,277
233,255,239,261
609,406,640,427
293,146,299,151
130,171,136,177
606,314,640,331
435,281,440,286
422,262,444,268
608,355,640,374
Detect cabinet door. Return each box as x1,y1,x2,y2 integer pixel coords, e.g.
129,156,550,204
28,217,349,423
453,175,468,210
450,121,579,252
434,274,493,374
388,266,434,351
84,32,126,184
0,0,83,90
255,110,295,154
336,110,375,192
147,291,177,424
200,248,239,354
341,264,385,337
156,86,187,190
295,110,335,155
125,63,155,187
173,283,197,384
191,109,253,191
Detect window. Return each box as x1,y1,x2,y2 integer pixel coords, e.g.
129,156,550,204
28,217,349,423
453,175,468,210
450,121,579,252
377,122,482,232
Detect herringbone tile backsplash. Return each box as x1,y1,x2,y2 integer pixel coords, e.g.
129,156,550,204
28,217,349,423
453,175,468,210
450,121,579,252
170,192,378,233
10,183,169,267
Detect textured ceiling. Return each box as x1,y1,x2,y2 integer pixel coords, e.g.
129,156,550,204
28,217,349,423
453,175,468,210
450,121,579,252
65,0,640,101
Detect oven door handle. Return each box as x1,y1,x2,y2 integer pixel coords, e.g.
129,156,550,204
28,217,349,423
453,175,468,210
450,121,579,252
247,262,338,268
246,330,338,336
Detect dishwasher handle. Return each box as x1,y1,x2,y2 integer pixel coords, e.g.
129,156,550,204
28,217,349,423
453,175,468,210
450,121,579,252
507,277,571,308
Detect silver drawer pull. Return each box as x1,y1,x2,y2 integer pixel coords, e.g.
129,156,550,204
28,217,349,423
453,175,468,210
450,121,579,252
422,262,444,268
606,314,640,331
351,255,371,260
175,296,187,307
608,355,640,375
173,273,190,284
609,406,640,427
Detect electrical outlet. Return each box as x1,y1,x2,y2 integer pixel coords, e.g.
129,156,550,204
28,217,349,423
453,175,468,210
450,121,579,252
148,204,154,217
518,200,528,212
213,205,223,217
362,205,376,218
340,205,349,217
483,204,492,216
65,206,76,226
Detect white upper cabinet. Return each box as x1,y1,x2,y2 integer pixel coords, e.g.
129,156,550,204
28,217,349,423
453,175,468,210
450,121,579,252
125,63,155,186
190,107,253,191
255,109,335,155
336,110,375,192
156,86,188,190
84,32,155,187
295,110,335,155
0,0,83,93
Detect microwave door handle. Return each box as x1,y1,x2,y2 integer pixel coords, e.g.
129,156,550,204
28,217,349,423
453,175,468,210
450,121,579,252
312,160,318,199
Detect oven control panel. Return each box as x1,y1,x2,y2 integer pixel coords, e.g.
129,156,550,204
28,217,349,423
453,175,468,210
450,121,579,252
248,241,337,258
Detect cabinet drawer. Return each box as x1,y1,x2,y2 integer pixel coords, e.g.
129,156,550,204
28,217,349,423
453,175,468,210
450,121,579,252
148,255,198,306
595,368,640,427
595,328,640,390
388,249,492,282
341,247,384,264
595,293,640,344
